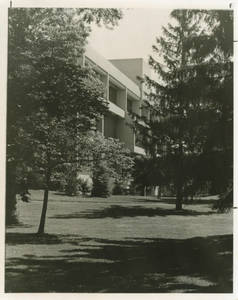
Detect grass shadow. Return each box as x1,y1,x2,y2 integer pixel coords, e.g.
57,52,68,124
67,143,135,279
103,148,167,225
157,199,218,206
50,205,216,220
6,232,63,245
5,234,232,293
6,222,33,229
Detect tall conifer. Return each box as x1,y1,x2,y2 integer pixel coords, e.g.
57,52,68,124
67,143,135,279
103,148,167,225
136,10,233,210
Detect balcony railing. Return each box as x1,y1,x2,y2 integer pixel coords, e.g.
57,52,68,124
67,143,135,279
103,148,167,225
108,101,125,118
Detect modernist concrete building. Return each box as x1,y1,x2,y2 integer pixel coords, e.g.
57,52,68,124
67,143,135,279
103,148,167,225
82,45,151,156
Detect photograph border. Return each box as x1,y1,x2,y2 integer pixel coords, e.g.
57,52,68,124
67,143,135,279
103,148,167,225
0,0,237,299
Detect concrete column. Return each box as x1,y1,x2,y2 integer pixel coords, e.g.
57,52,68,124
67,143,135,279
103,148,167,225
102,115,105,136
105,73,109,101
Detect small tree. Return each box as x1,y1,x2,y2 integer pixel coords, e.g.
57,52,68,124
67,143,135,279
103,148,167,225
21,63,107,234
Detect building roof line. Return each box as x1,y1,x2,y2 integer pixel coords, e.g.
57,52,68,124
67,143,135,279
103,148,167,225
85,45,141,98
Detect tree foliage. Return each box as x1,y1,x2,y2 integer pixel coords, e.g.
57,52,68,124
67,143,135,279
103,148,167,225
53,132,134,197
7,8,123,228
82,132,134,197
135,10,233,210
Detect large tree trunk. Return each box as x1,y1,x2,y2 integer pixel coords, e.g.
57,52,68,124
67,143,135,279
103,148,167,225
6,162,18,225
175,147,183,210
37,170,50,234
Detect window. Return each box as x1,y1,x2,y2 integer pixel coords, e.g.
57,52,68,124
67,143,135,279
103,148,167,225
127,99,133,113
109,86,117,104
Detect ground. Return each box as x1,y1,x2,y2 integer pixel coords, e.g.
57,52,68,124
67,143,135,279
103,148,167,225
5,190,233,293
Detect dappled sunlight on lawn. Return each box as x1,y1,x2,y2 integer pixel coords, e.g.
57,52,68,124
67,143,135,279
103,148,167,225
6,191,233,293
5,233,233,292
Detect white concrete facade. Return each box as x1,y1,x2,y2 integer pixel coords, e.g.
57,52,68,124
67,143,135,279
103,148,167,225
84,45,149,155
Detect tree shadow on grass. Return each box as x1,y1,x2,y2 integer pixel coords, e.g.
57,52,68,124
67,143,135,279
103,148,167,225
5,233,232,293
127,196,217,206
50,205,216,220
6,233,63,245
137,198,218,206
6,222,33,229
5,232,93,246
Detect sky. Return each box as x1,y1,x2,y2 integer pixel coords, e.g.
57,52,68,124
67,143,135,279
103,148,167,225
88,8,172,62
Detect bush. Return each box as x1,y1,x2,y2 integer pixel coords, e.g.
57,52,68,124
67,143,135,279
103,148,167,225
113,182,124,195
78,177,92,195
64,168,79,196
112,180,129,195
91,162,110,197
65,175,79,196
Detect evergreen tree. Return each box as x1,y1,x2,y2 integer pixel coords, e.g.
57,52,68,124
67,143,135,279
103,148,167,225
139,10,205,209
193,10,233,209
135,10,233,210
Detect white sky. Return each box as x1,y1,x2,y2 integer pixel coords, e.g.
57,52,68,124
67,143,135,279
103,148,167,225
88,8,172,62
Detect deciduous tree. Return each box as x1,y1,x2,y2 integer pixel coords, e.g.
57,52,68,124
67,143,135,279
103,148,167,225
7,8,123,227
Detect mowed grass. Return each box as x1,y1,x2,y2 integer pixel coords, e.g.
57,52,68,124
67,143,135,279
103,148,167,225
5,190,233,293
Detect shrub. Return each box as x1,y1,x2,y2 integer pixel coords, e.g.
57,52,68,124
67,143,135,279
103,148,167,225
91,162,110,197
78,177,92,195
64,170,79,196
113,180,128,195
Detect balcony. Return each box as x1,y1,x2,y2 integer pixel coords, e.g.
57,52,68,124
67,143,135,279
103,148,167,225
108,84,126,118
109,101,125,118
85,46,141,98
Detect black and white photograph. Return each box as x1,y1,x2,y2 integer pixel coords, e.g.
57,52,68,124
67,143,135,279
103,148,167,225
2,0,236,295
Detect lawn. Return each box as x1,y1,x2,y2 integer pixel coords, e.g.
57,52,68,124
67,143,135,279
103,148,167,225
5,190,233,293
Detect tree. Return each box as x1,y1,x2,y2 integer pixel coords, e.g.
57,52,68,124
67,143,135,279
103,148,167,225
135,10,233,210
24,75,106,234
196,10,233,209
180,10,233,207
7,8,123,227
137,10,206,209
51,132,134,198
87,133,134,197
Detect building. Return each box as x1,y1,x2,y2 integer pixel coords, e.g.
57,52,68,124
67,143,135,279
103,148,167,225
79,46,160,196
82,45,151,156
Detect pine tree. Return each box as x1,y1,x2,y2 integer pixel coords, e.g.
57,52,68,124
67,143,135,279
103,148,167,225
136,10,233,210
193,10,233,209
140,10,204,209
